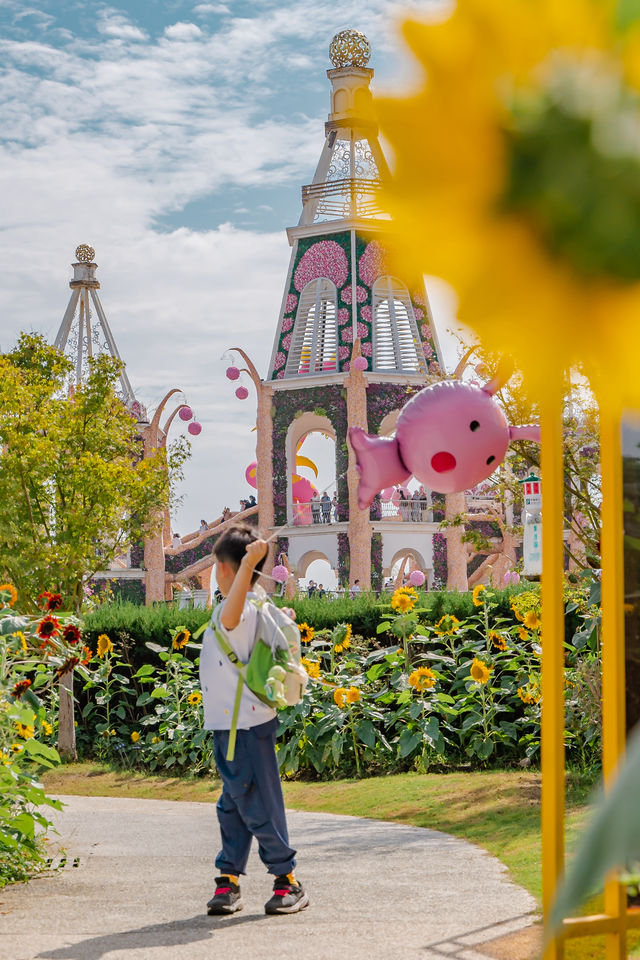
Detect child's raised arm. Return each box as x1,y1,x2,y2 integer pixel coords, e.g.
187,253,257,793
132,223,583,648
220,539,268,630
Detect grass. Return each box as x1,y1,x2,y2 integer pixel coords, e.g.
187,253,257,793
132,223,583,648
41,763,639,959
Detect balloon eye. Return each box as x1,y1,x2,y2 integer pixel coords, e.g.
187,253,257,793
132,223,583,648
486,455,495,465
470,421,480,431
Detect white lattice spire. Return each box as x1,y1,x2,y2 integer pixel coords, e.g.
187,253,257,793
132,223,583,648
54,244,138,409
299,30,391,225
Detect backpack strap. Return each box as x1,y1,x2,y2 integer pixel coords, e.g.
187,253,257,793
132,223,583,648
210,620,248,763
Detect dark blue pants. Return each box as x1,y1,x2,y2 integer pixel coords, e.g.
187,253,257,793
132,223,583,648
213,717,296,877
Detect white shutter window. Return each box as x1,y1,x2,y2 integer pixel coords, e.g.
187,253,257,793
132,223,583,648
372,276,424,373
286,278,338,376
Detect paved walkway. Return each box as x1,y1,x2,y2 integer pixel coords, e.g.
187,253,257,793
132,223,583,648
2,795,536,960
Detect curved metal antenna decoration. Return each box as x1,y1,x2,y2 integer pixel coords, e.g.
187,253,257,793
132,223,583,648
230,347,262,390
162,403,190,437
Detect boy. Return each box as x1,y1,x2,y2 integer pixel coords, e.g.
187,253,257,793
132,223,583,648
200,523,308,916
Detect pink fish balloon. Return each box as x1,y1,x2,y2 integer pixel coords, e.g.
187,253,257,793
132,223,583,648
349,370,540,510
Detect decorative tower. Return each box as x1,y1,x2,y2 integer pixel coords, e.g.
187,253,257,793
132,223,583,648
249,31,445,590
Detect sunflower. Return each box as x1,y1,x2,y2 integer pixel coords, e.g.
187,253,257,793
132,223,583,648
80,645,93,665
42,721,53,736
187,691,202,705
376,0,640,412
63,624,82,645
511,603,525,623
12,678,31,698
518,626,529,643
10,744,23,754
46,593,63,611
0,583,17,607
518,684,541,705
345,686,360,704
56,656,79,678
472,585,486,607
408,666,436,692
524,611,541,631
490,632,508,652
298,623,315,644
15,722,34,740
333,687,347,708
434,614,461,636
15,631,28,655
391,588,417,613
301,658,321,679
36,615,60,639
172,627,191,650
470,658,492,685
130,731,140,743
96,634,113,658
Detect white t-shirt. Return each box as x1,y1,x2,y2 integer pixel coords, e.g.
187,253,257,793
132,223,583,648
199,595,276,731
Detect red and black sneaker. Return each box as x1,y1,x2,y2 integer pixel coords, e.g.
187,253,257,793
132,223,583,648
264,875,309,915
207,876,243,915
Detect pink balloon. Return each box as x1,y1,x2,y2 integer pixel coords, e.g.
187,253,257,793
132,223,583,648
226,366,240,381
271,564,289,584
352,356,368,371
188,421,202,436
349,376,541,509
409,570,426,587
245,461,258,489
235,386,249,400
380,487,395,501
178,405,193,421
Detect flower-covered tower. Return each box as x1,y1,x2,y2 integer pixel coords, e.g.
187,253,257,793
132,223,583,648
263,31,444,591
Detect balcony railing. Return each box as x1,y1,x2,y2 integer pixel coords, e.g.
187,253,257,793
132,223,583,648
301,178,385,220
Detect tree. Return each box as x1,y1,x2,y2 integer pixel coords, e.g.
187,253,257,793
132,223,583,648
0,334,169,611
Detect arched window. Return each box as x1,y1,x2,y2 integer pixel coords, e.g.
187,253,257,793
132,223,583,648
286,279,338,376
372,276,424,373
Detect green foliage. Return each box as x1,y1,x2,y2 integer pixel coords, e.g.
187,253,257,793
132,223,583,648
0,334,169,611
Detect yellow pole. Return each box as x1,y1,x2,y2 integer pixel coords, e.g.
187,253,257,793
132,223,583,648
599,409,627,960
540,383,566,960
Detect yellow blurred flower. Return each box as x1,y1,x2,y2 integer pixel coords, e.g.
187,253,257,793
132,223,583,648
97,634,113,658
345,686,361,704
301,657,321,679
10,744,23,754
187,691,202,706
333,687,347,708
408,666,436,692
472,585,486,607
375,0,640,412
511,603,525,623
524,611,541,631
15,631,28,655
518,626,529,643
152,736,161,744
434,614,461,636
42,721,53,736
0,583,17,607
130,731,140,743
15,722,34,739
391,588,417,613
470,658,491,685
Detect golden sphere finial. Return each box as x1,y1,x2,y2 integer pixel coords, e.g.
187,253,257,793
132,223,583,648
329,30,371,68
75,244,95,263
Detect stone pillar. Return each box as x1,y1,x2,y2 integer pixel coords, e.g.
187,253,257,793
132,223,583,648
57,671,76,761
345,345,372,590
445,492,468,592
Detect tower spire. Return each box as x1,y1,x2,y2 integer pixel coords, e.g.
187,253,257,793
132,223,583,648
299,29,390,226
54,244,137,407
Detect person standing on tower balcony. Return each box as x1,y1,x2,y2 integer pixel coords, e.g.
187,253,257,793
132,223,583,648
321,493,331,523
311,492,321,524
331,494,339,522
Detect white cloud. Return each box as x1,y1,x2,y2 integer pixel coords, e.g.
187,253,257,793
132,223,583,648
164,21,203,41
193,3,230,16
97,9,148,42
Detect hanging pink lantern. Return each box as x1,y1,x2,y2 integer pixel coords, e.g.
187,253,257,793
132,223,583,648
271,564,289,584
245,461,258,489
409,570,426,587
188,421,202,436
380,486,395,501
352,356,368,372
226,366,240,381
236,386,249,400
179,405,193,421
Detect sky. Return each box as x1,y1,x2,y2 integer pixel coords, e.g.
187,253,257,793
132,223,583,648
0,0,463,551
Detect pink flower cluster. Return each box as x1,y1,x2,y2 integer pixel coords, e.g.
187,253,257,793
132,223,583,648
274,352,286,369
357,322,369,339
281,316,294,333
358,240,388,286
340,284,367,304
422,342,433,358
338,345,350,360
276,370,285,379
413,307,424,322
284,293,298,314
340,327,353,343
343,361,351,371
294,241,348,292
412,289,426,306
361,341,372,356
282,333,292,350
338,307,350,326
420,323,430,338
360,305,372,323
